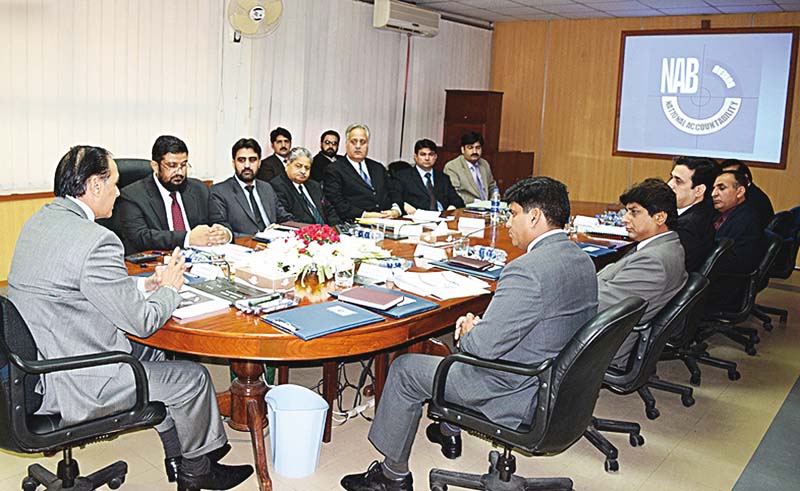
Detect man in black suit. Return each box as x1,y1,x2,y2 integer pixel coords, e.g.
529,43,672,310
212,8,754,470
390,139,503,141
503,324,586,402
310,129,340,183
721,159,774,229
667,156,720,272
323,123,403,221
271,147,340,226
395,139,465,214
255,127,292,182
210,138,294,237
118,135,231,253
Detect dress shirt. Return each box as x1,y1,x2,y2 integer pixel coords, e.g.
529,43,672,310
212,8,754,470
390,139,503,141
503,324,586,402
235,175,270,227
293,182,315,205
636,231,672,251
527,229,566,253
416,165,443,211
677,203,696,216
152,174,192,248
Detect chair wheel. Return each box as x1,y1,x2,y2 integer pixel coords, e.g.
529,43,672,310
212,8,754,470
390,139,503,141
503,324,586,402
629,434,645,447
728,370,741,381
745,346,757,356
690,373,701,386
751,334,761,343
431,485,447,491
604,459,619,472
108,476,125,490
763,322,773,331
646,407,660,420
21,476,37,491
682,394,695,407
779,314,788,323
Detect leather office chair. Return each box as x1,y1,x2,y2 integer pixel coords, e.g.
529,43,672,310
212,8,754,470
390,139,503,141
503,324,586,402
752,210,800,329
660,239,740,385
427,297,647,491
96,158,152,239
584,273,708,472
0,296,166,491
697,230,783,356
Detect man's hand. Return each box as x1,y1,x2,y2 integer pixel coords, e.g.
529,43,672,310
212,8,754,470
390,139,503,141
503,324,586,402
210,224,232,243
159,248,186,291
455,313,481,341
189,224,229,246
362,211,385,219
381,209,402,219
404,203,417,215
446,205,457,211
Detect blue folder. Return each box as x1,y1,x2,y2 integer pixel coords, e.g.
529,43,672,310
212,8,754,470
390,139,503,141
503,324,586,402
577,242,617,257
429,260,504,281
261,301,385,341
330,286,439,319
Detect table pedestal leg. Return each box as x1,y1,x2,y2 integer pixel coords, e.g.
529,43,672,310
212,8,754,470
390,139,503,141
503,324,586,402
321,361,337,443
373,353,388,406
227,360,271,491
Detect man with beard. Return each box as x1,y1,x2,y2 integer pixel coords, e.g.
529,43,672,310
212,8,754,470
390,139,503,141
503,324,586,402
210,138,294,237
444,131,497,205
256,126,292,182
118,135,231,254
310,129,340,183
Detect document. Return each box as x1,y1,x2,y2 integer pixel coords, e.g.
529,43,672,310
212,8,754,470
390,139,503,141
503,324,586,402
393,271,491,300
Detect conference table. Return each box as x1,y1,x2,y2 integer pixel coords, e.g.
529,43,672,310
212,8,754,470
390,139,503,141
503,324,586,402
129,205,629,491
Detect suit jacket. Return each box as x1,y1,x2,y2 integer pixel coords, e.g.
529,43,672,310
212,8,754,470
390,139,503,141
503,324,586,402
310,152,337,183
322,156,402,221
118,175,217,253
457,232,598,428
597,231,687,366
715,203,766,276
256,154,285,183
443,155,497,205
744,183,774,230
209,176,294,237
677,199,717,272
393,166,465,211
7,198,180,423
269,173,340,226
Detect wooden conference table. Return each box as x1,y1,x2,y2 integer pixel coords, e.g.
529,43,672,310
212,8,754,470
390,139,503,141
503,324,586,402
129,207,629,491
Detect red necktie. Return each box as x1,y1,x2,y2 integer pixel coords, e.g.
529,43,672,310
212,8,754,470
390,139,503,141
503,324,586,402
170,192,186,231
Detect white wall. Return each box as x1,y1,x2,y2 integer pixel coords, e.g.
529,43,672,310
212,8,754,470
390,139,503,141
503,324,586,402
0,0,492,192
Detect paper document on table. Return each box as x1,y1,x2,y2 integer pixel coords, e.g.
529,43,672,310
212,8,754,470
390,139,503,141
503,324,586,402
190,243,254,265
393,271,490,300
408,210,446,223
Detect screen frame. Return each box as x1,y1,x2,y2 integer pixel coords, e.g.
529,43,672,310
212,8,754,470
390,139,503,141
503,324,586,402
612,26,799,170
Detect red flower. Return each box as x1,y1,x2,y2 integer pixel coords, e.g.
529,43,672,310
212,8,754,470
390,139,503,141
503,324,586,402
294,224,340,245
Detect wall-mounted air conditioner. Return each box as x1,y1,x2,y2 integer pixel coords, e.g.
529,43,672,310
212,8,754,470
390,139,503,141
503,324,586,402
373,0,440,38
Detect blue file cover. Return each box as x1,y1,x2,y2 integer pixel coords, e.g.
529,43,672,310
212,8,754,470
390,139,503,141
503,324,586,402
429,260,503,281
330,286,439,319
577,242,617,257
261,301,385,341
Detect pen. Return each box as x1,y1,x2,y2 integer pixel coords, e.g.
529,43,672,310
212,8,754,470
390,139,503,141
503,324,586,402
248,293,281,307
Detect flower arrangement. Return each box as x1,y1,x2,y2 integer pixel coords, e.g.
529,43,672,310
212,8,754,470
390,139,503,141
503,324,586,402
239,224,391,286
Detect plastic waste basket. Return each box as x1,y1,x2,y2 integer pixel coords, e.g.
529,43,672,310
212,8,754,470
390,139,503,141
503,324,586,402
266,384,329,478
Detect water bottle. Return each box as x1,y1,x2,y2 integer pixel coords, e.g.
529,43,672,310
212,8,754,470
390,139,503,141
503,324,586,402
489,187,501,225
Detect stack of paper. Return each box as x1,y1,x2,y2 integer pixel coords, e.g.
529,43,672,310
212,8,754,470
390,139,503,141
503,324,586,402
393,271,491,300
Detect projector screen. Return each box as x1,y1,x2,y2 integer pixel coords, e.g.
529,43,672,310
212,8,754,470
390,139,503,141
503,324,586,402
613,28,798,168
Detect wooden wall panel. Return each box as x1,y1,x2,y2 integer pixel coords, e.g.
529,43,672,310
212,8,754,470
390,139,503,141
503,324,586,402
0,198,52,282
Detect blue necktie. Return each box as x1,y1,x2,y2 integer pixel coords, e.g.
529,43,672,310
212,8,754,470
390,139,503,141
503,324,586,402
359,163,373,189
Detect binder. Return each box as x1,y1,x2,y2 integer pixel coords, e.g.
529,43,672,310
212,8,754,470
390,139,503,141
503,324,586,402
577,242,617,257
261,301,384,341
429,260,503,281
331,286,439,319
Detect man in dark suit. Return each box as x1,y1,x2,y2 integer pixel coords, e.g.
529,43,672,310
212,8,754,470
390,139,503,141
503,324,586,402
323,123,403,221
210,138,294,237
394,139,464,214
9,146,252,490
118,135,231,254
667,157,720,272
255,126,292,182
271,147,340,226
341,177,598,491
310,129,340,183
721,159,774,229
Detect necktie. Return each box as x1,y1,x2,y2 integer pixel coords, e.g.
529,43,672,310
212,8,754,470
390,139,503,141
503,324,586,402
169,192,186,231
471,165,486,200
245,185,267,230
299,184,324,224
425,172,437,211
359,162,373,189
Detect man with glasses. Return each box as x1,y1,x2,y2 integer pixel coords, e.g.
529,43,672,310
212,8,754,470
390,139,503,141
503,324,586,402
443,132,497,205
310,129,341,183
119,135,231,253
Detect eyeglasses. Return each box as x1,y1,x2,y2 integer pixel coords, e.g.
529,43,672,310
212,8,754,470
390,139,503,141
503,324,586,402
161,161,191,171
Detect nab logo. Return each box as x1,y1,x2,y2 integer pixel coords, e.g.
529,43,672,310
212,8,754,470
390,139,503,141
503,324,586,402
659,57,741,136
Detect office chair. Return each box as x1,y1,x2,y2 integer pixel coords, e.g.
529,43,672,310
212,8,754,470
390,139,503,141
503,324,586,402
427,297,647,491
0,296,167,490
584,274,708,472
697,230,783,356
96,158,152,239
752,210,799,329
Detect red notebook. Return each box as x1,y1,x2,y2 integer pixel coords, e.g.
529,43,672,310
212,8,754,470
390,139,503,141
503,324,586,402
337,286,404,310
447,256,493,271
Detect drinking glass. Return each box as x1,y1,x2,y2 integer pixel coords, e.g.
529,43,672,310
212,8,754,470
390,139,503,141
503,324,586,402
452,237,470,258
334,260,355,289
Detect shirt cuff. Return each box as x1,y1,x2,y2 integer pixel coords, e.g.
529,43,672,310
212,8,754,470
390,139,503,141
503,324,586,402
182,233,191,249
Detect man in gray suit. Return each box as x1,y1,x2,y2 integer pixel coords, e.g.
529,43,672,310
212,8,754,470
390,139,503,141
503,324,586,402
597,178,688,368
341,177,598,491
210,138,294,237
443,131,497,205
8,146,252,490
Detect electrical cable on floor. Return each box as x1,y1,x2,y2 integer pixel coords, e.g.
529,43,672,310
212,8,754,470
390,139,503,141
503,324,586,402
313,358,376,425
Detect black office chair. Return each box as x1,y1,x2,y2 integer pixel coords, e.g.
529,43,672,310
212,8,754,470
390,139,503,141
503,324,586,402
97,158,152,238
697,230,783,356
427,297,647,491
583,274,708,472
0,296,166,491
752,210,800,329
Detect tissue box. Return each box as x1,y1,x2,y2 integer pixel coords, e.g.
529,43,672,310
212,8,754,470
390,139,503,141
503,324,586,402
235,266,296,291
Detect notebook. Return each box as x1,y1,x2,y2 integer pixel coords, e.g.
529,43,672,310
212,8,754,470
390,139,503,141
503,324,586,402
447,256,494,271
429,260,503,281
261,301,385,341
330,286,439,319
337,286,404,310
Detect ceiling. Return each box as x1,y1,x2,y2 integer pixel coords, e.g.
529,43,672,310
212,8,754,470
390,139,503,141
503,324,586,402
409,0,800,23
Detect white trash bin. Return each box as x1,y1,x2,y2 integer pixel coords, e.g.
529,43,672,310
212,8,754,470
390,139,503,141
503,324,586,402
266,384,329,478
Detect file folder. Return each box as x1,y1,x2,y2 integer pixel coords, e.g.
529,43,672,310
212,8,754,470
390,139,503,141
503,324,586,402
261,301,385,341
577,242,617,257
331,286,439,319
429,260,503,281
